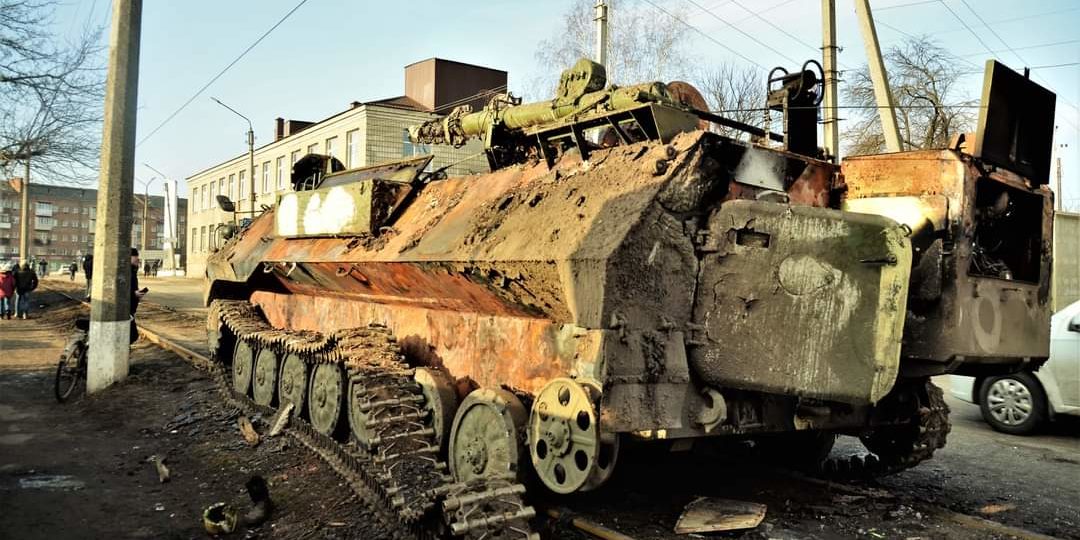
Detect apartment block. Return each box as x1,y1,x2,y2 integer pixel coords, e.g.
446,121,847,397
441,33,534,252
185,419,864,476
0,181,188,272
185,58,507,276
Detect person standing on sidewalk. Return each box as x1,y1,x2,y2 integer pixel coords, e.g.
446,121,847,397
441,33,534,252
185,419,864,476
68,262,77,281
82,254,93,301
0,264,14,319
38,260,47,277
13,262,38,320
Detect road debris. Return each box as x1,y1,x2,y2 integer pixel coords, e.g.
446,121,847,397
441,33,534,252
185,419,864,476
240,475,274,527
147,455,170,483
674,497,766,534
237,415,260,446
268,402,293,437
203,502,238,535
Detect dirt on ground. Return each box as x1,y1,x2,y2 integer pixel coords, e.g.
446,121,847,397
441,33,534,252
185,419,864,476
4,283,1076,540
0,293,378,540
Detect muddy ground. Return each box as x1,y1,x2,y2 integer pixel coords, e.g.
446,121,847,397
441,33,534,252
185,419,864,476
0,292,377,540
3,284,1077,540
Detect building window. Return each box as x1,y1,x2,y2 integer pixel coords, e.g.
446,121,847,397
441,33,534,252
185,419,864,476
200,226,207,252
218,177,225,200
325,136,338,159
192,227,197,251
209,181,217,206
192,187,198,212
276,157,286,190
262,162,271,193
291,149,300,164
201,186,208,210
35,201,54,216
228,174,236,200
346,129,359,168
402,128,429,157
238,170,246,200
307,143,318,155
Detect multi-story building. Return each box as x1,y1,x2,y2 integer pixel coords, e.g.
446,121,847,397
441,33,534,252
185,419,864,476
185,58,507,276
0,180,188,272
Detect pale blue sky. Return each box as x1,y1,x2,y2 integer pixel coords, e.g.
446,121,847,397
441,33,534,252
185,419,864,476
56,0,1080,207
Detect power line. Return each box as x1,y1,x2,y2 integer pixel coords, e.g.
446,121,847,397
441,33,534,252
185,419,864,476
136,0,312,148
958,0,1028,66
636,0,766,69
958,39,1080,58
936,0,997,56
726,0,819,55
682,0,800,65
876,0,939,11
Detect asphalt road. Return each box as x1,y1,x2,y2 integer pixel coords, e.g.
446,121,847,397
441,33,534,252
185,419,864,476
867,377,1080,537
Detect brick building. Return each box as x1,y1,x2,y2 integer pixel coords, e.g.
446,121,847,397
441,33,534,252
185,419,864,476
185,58,506,276
0,181,188,272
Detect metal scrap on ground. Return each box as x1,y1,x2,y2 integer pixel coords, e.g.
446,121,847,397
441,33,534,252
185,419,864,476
674,497,767,534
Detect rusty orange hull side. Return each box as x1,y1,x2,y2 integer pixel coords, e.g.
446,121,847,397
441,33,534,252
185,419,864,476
250,290,598,395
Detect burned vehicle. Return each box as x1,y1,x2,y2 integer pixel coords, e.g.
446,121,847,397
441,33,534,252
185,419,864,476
205,58,1055,538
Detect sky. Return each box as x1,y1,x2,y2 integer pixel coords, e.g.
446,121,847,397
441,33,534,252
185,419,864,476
54,0,1080,208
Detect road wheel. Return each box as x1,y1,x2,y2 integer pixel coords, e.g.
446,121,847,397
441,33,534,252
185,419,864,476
309,363,345,437
232,340,255,396
979,372,1046,435
252,348,279,406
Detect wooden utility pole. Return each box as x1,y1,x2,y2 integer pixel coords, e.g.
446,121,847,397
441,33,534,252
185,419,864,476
87,0,142,394
821,0,840,161
854,0,903,152
594,0,609,68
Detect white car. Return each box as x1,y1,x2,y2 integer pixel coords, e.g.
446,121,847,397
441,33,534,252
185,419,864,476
948,300,1080,434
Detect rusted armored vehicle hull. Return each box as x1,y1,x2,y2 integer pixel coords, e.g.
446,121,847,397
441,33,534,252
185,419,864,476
205,58,1054,538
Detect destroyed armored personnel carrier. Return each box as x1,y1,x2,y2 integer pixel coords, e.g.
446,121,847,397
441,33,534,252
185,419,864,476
205,58,1055,538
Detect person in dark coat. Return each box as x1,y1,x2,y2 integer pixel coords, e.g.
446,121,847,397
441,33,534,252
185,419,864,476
130,248,146,343
13,262,38,319
82,254,93,300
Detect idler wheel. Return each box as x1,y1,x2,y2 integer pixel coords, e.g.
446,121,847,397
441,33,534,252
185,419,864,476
278,354,308,415
252,348,279,406
347,376,375,448
232,340,255,396
448,388,528,483
414,367,459,450
528,378,605,494
581,434,619,492
308,363,344,436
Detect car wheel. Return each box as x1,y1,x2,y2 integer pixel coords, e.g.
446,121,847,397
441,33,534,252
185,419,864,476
979,372,1046,435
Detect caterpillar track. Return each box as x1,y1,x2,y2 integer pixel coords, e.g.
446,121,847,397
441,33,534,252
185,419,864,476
208,299,539,540
820,380,951,480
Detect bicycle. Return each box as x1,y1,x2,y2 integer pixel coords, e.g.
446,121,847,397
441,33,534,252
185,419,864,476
55,317,90,402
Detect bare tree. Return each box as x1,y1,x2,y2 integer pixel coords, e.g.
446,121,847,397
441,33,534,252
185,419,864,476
0,0,104,184
530,0,691,98
842,36,976,155
695,63,766,140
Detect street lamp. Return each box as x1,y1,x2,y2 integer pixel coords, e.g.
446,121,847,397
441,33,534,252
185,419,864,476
135,176,156,253
211,97,256,214
143,162,176,271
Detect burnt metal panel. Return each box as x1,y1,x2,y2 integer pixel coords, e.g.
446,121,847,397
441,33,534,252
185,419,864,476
973,60,1056,184
691,200,912,404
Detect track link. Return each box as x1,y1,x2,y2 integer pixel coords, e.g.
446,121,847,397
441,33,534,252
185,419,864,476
821,380,951,479
209,300,537,539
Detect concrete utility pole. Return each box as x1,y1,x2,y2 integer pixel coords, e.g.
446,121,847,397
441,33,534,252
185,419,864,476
19,159,30,265
821,0,840,161
853,0,903,152
1057,157,1064,211
88,0,142,394
594,0,609,68
211,97,256,214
